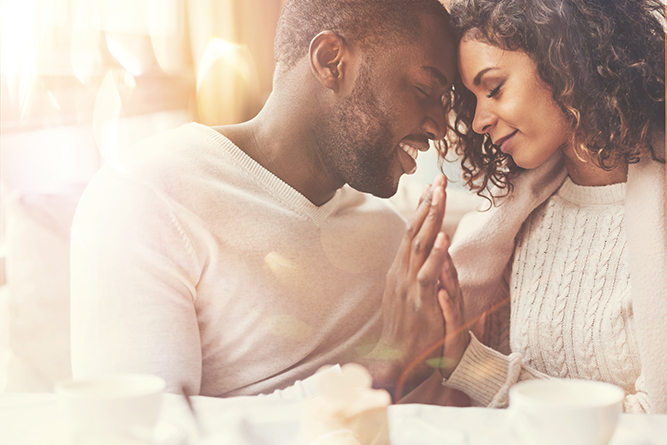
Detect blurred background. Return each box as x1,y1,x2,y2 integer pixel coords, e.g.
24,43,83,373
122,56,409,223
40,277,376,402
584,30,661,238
0,0,481,393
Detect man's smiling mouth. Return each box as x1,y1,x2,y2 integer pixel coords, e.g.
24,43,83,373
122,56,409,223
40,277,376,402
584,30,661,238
399,141,420,161
397,139,429,175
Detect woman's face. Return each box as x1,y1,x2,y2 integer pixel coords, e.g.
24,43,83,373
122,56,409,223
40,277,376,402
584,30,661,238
458,36,571,169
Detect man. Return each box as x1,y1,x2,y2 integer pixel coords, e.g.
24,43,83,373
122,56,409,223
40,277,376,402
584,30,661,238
70,0,457,400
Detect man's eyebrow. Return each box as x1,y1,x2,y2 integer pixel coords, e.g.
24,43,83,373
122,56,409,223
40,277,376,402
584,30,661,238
421,66,449,86
473,67,499,86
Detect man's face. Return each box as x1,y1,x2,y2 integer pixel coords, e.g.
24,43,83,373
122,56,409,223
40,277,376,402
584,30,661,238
314,14,457,198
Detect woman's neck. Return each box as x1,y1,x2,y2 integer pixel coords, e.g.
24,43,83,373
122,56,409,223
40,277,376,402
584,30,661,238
561,145,628,186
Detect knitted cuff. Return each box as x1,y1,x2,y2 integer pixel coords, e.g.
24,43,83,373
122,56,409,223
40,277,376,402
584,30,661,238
441,332,522,408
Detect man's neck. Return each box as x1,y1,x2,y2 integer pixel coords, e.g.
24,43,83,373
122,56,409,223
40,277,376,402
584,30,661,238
215,93,343,206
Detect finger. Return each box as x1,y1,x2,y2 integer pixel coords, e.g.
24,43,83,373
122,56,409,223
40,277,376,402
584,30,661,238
394,182,437,271
438,239,461,300
417,232,447,302
439,284,467,351
409,177,447,276
437,288,450,318
438,240,466,326
438,287,462,325
409,175,445,241
410,234,446,311
439,288,468,374
409,181,437,235
417,183,431,207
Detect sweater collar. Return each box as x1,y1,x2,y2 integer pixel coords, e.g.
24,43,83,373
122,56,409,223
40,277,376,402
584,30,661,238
556,176,626,206
197,123,342,225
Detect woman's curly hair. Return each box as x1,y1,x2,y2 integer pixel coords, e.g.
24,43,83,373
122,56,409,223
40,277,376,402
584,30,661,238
441,0,665,198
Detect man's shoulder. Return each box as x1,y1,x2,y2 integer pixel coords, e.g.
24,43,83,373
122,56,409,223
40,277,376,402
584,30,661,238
80,123,242,211
118,122,221,173
103,123,242,191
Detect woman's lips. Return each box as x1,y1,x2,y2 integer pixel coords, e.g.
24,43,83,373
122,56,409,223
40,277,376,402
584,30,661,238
494,130,518,153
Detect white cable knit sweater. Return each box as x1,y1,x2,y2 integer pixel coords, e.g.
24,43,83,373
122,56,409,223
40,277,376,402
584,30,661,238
443,133,666,414
511,178,640,393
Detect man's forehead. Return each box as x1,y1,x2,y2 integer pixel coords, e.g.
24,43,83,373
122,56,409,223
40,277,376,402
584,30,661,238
414,20,458,84
421,66,451,86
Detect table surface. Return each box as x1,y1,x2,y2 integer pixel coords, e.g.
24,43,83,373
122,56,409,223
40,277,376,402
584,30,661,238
1,392,666,445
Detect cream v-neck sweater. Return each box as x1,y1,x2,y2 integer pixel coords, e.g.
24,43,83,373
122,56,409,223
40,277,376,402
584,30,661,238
70,123,406,397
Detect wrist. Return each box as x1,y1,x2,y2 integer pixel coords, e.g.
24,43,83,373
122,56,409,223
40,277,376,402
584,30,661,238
438,358,457,380
439,331,471,380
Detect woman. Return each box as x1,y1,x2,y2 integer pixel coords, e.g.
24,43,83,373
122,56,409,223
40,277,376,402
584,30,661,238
435,0,666,413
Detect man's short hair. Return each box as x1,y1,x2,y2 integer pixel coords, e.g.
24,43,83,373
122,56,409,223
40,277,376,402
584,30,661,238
274,0,451,73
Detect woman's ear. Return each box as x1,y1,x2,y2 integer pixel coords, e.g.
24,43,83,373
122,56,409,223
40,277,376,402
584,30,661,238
309,31,350,94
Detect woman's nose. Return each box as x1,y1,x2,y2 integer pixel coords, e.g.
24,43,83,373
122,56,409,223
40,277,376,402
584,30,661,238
471,104,495,135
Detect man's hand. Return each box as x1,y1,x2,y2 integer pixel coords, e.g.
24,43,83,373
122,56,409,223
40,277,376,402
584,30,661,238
358,175,449,398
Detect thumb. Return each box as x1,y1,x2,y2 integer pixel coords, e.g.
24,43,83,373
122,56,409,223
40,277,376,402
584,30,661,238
437,287,453,322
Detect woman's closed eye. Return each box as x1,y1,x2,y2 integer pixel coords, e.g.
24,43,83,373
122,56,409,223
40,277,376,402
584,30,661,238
486,83,502,98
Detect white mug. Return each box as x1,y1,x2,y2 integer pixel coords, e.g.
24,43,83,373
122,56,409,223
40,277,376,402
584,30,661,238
55,373,166,445
509,379,624,445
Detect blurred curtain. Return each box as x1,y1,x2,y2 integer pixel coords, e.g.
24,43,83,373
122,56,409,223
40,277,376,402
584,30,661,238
0,0,286,393
80,0,284,125
186,0,285,125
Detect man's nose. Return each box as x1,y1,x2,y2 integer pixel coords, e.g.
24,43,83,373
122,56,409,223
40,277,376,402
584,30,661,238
421,99,447,141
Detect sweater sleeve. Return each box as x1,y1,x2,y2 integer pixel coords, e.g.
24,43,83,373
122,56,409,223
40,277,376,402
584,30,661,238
623,373,652,413
70,171,203,395
444,334,654,412
441,333,550,408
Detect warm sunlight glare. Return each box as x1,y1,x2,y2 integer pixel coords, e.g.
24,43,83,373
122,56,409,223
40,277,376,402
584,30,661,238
71,0,102,85
92,72,126,173
196,38,258,93
1,1,41,118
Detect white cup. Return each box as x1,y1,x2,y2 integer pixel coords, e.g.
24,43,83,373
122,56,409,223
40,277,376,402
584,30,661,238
509,379,624,445
55,373,166,445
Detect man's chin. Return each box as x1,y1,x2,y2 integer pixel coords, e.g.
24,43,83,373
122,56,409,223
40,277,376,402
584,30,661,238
348,178,399,199
372,187,399,199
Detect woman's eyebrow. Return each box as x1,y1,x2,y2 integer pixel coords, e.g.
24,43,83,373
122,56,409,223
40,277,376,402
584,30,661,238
473,67,500,86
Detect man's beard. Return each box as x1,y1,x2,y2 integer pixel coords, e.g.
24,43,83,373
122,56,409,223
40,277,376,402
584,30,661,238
314,67,399,198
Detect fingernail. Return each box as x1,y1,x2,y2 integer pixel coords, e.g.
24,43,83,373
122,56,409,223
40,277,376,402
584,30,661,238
435,232,445,248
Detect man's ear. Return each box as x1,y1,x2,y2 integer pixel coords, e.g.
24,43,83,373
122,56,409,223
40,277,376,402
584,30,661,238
309,31,350,94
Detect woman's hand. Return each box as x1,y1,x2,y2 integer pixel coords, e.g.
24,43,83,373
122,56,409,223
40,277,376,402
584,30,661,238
359,175,450,397
437,238,470,379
